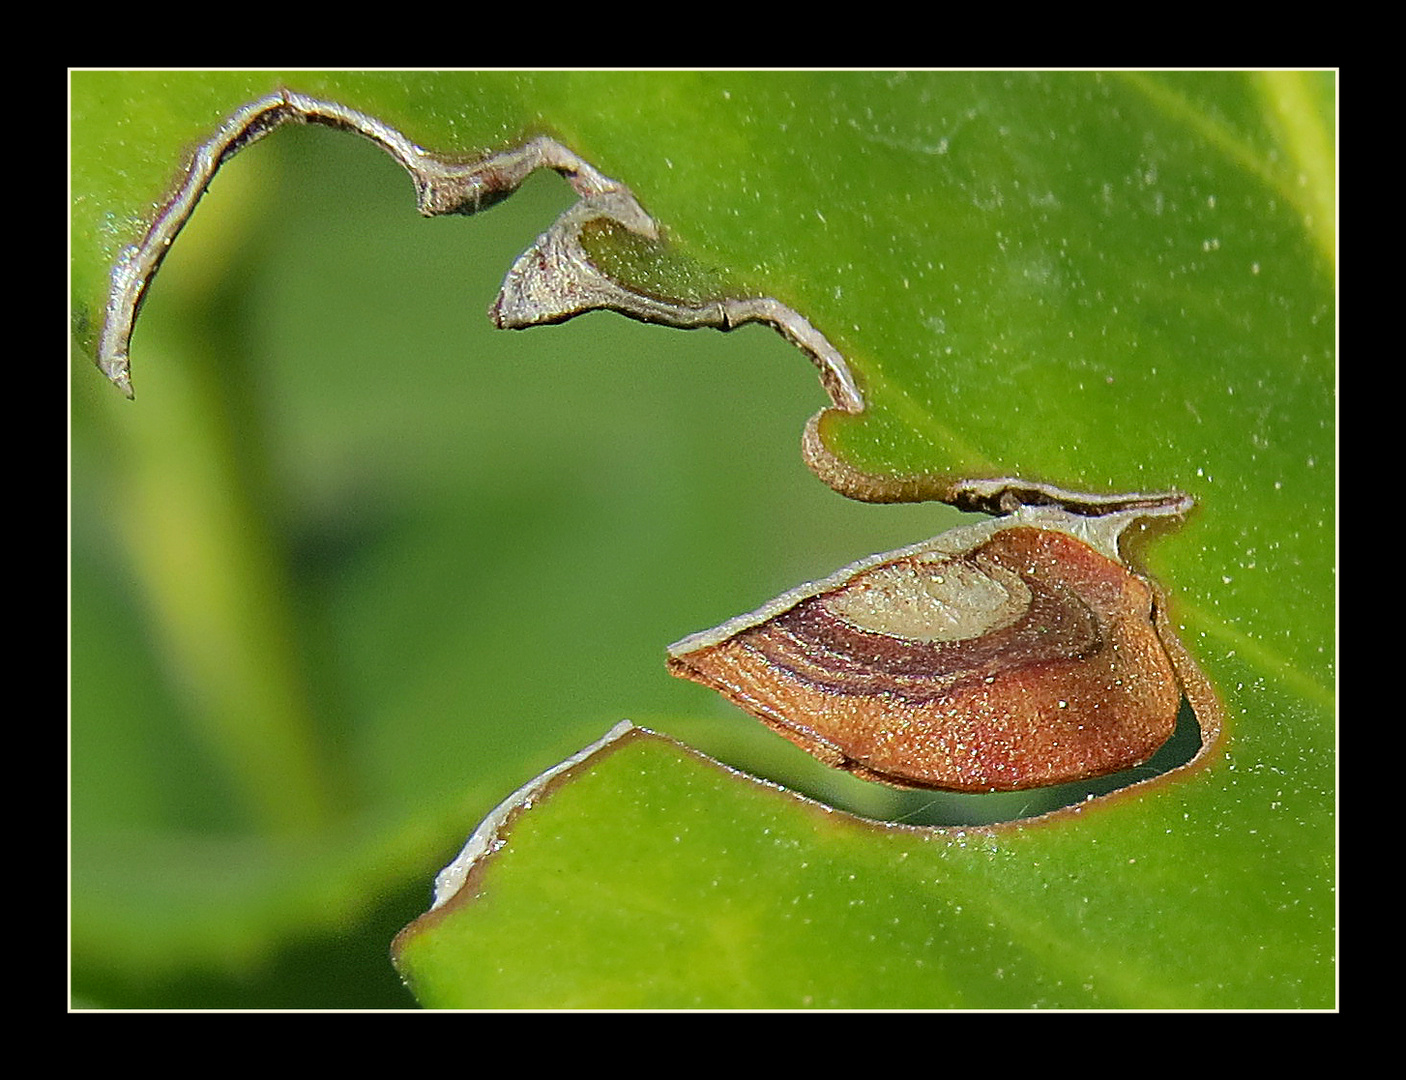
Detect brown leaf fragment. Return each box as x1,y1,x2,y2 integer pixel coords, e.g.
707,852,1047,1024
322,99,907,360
669,500,1219,793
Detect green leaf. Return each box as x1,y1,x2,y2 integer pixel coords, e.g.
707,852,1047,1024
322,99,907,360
394,724,1320,1009
71,71,1334,1008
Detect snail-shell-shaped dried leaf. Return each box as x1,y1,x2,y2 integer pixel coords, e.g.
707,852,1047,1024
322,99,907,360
668,513,1185,793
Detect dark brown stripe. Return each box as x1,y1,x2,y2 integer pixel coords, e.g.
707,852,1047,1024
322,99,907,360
741,550,1102,701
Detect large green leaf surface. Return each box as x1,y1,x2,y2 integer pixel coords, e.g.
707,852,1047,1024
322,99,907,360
70,72,1334,1008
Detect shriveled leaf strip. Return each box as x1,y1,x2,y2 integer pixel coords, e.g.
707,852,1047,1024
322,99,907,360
94,90,862,416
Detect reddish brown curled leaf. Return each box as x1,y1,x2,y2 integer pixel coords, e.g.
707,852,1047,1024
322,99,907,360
668,500,1200,793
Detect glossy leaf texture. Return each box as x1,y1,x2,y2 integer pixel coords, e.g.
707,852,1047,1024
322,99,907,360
70,71,1334,1008
396,725,1310,1008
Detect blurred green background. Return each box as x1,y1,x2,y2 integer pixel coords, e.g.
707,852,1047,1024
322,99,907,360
70,116,992,1008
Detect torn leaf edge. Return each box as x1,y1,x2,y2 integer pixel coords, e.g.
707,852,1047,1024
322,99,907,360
90,90,862,419
88,89,1195,524
86,91,1225,846
395,673,1223,957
